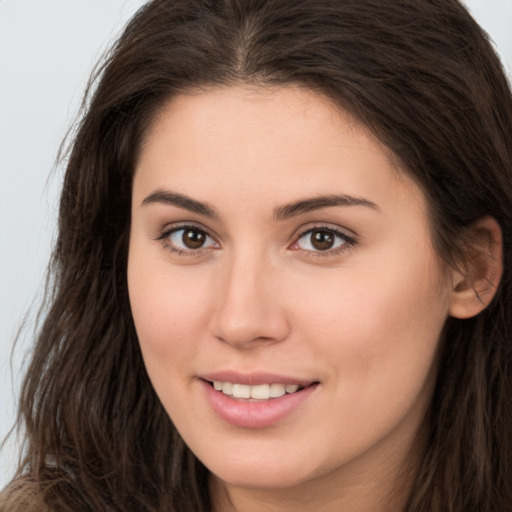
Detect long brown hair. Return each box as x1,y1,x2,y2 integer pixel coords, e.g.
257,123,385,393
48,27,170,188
2,1,512,510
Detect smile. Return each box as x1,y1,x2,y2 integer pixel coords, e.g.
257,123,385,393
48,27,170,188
202,378,319,428
212,381,301,400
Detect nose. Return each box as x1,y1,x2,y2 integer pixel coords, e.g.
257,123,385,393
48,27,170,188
210,251,291,350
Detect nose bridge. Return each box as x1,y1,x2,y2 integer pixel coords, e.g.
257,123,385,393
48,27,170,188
212,246,289,348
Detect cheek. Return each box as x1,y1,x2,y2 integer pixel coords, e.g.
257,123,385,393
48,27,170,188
289,252,450,408
292,263,447,343
127,250,214,373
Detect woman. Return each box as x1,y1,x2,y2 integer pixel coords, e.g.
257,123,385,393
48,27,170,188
1,0,511,510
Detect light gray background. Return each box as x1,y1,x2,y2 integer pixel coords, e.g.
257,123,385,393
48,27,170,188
1,0,511,489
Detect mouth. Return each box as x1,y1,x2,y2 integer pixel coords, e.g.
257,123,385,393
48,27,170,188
201,376,319,428
206,380,306,401
199,371,320,428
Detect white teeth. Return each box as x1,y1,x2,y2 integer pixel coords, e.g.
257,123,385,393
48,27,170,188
232,384,251,399
250,384,271,400
269,383,286,397
221,382,233,395
212,381,302,399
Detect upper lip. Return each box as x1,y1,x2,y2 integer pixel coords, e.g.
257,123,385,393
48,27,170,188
200,370,316,387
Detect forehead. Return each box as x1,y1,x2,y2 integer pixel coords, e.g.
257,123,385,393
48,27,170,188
134,85,424,219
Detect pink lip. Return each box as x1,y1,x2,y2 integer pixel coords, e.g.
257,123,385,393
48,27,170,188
201,370,314,387
199,375,319,429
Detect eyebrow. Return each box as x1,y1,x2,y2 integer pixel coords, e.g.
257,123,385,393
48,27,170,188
141,189,380,219
142,189,218,218
273,194,380,220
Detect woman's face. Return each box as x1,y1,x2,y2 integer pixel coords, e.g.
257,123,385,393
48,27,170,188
128,86,453,497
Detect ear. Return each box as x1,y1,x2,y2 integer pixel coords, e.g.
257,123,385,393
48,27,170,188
449,216,503,319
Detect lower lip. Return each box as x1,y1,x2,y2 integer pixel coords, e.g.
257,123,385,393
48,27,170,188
201,380,318,429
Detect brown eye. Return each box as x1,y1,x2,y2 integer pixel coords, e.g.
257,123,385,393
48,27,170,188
294,227,350,253
182,228,207,249
166,227,217,252
310,230,335,250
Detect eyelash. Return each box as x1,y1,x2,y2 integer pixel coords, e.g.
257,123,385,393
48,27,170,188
156,223,357,259
156,223,218,257
291,225,357,258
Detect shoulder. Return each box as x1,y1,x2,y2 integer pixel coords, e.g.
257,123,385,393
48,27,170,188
1,472,100,512
0,477,51,512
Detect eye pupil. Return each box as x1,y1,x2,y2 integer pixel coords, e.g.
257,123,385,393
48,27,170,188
311,230,335,250
183,229,206,249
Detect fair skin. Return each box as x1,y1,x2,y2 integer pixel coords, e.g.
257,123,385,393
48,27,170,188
127,85,499,511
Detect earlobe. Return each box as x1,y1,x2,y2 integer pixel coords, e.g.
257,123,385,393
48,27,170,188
449,216,503,319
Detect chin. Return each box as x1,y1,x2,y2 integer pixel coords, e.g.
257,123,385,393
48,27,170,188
211,462,314,490
194,439,327,491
